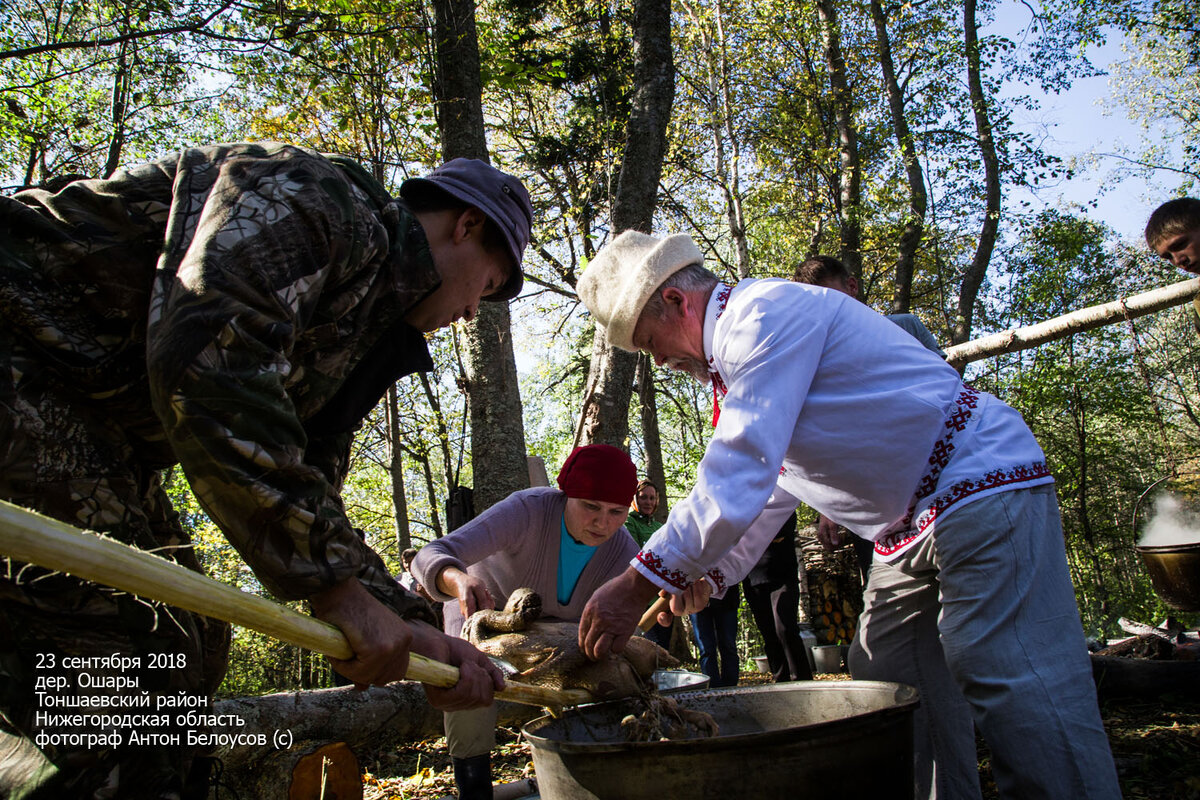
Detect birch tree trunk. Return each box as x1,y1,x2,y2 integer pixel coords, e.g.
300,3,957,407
870,0,927,314
956,0,1001,345
683,0,751,278
431,0,529,511
942,278,1199,367
579,0,675,449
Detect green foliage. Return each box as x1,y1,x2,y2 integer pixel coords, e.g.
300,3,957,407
161,469,336,696
980,211,1200,634
217,0,439,182
8,0,1199,691
0,0,228,186
1036,0,1200,188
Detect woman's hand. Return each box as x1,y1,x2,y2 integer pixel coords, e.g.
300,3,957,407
438,566,495,620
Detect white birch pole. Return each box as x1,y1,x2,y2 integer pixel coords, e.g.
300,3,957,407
945,278,1200,368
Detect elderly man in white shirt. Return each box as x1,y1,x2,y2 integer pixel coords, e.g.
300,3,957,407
574,231,1120,800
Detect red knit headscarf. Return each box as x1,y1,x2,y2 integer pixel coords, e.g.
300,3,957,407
556,444,638,506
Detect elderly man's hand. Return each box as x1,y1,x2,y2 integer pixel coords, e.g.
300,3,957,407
646,578,714,628
671,578,713,617
579,566,660,661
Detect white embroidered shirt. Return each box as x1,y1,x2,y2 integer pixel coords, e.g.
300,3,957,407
635,279,1052,593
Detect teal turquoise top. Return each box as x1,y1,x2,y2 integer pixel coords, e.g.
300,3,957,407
557,515,598,604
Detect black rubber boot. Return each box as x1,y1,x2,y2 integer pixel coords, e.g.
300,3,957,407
452,753,493,800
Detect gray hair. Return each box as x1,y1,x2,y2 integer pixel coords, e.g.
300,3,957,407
640,262,719,320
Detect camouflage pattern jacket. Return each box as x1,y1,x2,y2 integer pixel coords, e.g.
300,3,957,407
0,142,440,621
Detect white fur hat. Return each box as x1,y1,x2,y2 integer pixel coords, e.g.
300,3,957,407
577,231,705,352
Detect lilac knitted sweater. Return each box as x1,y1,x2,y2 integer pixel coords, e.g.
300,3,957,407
411,487,639,636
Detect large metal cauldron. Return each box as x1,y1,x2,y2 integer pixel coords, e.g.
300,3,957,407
1137,542,1200,612
523,681,917,800
1132,474,1200,612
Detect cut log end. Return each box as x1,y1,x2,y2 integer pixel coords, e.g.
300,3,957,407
288,741,362,800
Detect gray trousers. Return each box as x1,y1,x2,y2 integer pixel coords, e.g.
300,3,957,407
849,485,1121,800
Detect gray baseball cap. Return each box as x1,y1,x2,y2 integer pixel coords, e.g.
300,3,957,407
400,158,533,301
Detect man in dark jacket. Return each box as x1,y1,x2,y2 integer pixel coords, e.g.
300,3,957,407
0,142,529,798
742,512,814,683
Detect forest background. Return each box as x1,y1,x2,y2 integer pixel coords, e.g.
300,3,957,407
3,0,1199,697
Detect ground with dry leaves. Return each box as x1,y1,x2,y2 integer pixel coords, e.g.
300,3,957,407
355,672,1200,800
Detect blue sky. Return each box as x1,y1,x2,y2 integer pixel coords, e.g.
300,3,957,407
989,1,1180,244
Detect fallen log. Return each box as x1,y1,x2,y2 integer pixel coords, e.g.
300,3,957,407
1090,654,1200,700
209,683,543,793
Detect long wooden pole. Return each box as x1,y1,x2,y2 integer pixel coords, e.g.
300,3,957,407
0,500,590,710
944,277,1200,368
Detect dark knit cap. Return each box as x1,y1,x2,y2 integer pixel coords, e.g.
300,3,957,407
556,444,638,507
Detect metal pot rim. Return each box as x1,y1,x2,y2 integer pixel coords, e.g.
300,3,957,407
1136,541,1200,555
521,680,919,754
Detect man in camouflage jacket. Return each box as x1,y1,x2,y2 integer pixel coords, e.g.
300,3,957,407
0,142,530,798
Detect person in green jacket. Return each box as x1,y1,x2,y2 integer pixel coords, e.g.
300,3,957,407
625,478,675,649
625,479,664,547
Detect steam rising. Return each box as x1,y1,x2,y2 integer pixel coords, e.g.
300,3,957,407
1139,493,1200,547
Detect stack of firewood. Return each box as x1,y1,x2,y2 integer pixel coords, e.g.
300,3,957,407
800,541,863,645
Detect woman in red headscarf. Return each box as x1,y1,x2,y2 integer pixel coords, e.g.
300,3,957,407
410,444,640,799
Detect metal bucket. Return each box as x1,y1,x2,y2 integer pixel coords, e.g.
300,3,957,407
523,681,918,800
651,669,709,693
1137,542,1200,612
811,644,848,674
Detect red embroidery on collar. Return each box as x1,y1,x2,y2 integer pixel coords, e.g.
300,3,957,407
707,284,733,426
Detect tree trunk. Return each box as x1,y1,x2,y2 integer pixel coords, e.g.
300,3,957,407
386,385,410,555
816,0,862,284
956,0,1001,345
418,371,455,489
464,306,529,511
684,0,750,278
1067,342,1111,620
637,352,668,522
430,0,529,511
103,39,130,178
1091,655,1200,699
870,0,927,314
579,0,675,449
431,0,486,157
209,684,543,796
